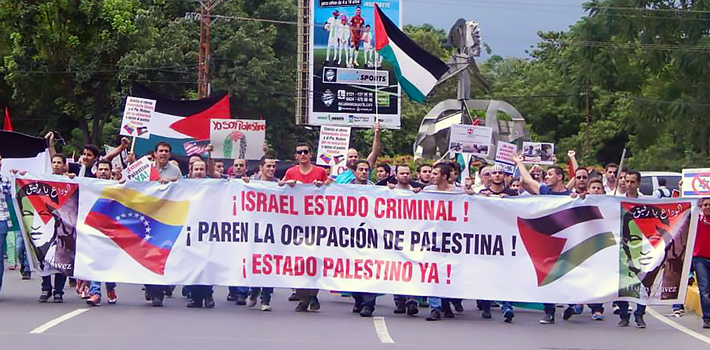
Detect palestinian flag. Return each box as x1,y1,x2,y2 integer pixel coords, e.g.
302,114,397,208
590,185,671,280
132,83,231,157
374,4,449,103
0,131,50,177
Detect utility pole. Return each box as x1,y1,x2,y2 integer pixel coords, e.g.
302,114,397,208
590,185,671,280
197,0,224,98
584,81,591,156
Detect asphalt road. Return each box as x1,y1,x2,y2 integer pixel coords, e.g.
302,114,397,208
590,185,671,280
1,268,709,350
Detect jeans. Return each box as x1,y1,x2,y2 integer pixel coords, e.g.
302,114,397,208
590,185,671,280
352,292,377,309
228,286,250,297
0,221,7,294
145,285,166,299
15,231,30,273
588,303,604,314
189,285,213,302
42,274,67,295
393,295,417,308
89,281,116,298
429,297,442,311
250,287,274,304
295,288,319,304
616,301,646,319
693,256,710,321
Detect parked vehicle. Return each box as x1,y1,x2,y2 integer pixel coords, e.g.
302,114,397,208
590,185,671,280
639,171,682,196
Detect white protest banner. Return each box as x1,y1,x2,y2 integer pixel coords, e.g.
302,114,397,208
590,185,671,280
495,141,517,175
120,97,156,139
210,119,266,160
121,156,160,182
316,126,351,176
8,174,697,305
682,168,710,198
448,124,493,157
522,142,555,165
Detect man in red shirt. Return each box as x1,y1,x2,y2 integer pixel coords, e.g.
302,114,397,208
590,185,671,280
280,142,328,311
349,6,365,67
694,198,710,329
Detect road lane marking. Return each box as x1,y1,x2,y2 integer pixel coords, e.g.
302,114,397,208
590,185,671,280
373,316,394,344
30,308,90,334
648,308,710,345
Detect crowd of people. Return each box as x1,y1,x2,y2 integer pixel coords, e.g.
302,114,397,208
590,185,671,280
0,130,708,331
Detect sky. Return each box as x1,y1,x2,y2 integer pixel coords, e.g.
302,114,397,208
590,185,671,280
403,0,588,59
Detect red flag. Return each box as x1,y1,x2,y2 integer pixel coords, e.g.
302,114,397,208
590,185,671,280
3,107,13,131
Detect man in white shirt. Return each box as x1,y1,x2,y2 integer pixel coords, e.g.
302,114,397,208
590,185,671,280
336,15,350,67
324,10,340,65
652,178,672,198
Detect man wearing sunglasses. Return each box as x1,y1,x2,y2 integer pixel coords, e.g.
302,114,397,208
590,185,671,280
280,142,328,312
694,198,710,329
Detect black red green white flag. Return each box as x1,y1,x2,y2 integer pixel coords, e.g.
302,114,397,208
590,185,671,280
374,4,449,103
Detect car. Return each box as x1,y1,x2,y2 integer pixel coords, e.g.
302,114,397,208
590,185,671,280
639,171,681,197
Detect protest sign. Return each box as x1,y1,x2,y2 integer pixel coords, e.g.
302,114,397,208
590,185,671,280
210,119,266,160
682,168,710,198
316,126,351,176
120,97,156,139
522,142,555,165
448,124,493,157
495,141,517,175
11,174,698,305
121,156,160,182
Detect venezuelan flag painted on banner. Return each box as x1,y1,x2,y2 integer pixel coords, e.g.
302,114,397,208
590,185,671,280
84,187,189,275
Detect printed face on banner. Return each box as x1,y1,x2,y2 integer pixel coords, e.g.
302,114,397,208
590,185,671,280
210,119,266,160
16,179,78,275
619,202,691,301
309,0,402,129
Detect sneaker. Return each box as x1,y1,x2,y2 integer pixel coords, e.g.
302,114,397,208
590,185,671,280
563,306,575,321
295,301,309,312
635,315,647,329
151,296,163,307
673,309,684,317
613,304,621,315
204,296,215,309
21,272,31,280
86,294,101,307
360,306,374,317
226,292,237,302
247,294,258,308
107,289,117,304
393,304,406,314
426,309,442,321
503,309,515,323
235,294,247,306
261,302,272,312
8,264,16,270
453,300,464,313
353,303,363,314
481,310,492,319
80,287,90,300
38,291,51,303
53,294,63,303
592,313,604,321
703,321,710,329
618,318,630,327
187,299,203,308
288,292,299,302
539,314,555,324
406,302,419,316
309,300,321,311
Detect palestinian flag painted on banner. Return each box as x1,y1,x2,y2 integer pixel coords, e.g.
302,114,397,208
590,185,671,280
374,4,449,103
131,83,231,157
0,131,50,177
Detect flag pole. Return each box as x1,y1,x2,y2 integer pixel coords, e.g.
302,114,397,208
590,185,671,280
130,136,137,154
613,148,627,196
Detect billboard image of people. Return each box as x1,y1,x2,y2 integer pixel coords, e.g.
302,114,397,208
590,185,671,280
309,0,402,129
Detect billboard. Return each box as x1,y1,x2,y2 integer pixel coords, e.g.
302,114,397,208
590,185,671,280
309,0,402,129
